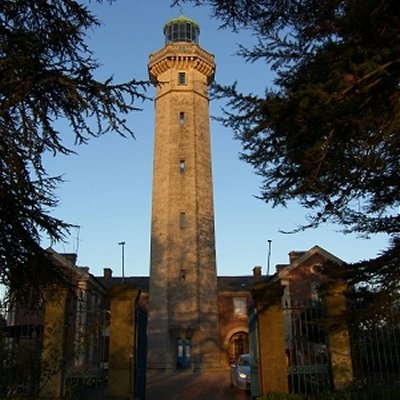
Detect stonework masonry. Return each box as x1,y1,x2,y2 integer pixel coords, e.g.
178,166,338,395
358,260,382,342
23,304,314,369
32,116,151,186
147,18,221,371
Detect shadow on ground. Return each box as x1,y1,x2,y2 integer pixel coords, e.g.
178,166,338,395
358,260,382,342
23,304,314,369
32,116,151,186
82,369,250,400
148,369,251,400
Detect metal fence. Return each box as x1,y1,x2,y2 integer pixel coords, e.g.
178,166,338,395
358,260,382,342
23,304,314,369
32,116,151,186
0,290,108,399
0,294,43,398
284,300,333,396
350,302,400,386
283,295,400,396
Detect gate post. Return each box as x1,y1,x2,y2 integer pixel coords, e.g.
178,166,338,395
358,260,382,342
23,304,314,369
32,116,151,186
325,281,353,390
252,280,288,395
107,284,141,400
39,286,68,400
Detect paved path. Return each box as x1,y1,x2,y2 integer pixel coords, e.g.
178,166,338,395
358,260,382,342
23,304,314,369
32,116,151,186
83,369,251,400
146,369,251,400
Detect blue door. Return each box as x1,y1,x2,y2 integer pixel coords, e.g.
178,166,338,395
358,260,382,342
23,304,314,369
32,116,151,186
176,338,192,369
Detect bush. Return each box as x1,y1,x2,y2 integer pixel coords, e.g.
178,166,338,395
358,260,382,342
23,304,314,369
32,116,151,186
258,393,304,400
258,386,399,400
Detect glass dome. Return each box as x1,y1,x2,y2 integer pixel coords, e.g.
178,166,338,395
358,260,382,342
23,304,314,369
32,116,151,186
163,14,200,44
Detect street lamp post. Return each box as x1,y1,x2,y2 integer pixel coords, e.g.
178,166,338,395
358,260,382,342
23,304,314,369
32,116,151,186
118,241,126,283
267,240,272,276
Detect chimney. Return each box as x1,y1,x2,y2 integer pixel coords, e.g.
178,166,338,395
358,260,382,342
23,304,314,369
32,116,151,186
62,253,77,267
103,268,113,279
253,265,262,278
289,251,305,264
79,266,90,274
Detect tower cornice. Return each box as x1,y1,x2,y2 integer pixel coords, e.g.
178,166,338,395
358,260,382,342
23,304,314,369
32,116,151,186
149,43,215,85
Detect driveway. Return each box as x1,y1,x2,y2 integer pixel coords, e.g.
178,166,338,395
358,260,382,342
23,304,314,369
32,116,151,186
83,369,251,399
146,369,251,400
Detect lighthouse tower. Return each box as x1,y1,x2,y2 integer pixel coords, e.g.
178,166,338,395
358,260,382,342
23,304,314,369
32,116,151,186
147,15,220,371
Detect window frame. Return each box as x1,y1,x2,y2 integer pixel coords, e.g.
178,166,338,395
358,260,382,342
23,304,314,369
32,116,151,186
179,211,187,228
233,297,247,317
178,72,186,85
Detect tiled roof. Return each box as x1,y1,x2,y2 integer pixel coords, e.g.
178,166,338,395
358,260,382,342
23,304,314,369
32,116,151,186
96,276,150,292
217,276,258,292
218,275,260,292
95,275,261,294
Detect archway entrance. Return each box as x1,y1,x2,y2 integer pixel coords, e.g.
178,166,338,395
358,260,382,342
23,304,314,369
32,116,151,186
228,331,249,364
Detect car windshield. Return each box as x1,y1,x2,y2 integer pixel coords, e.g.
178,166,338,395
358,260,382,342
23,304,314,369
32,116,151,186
238,355,250,366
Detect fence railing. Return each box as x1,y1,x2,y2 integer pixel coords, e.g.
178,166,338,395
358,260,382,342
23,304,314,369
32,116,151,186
282,294,400,396
350,305,400,386
284,300,333,396
0,290,108,399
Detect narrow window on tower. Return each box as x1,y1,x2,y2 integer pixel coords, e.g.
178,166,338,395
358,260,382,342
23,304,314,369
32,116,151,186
178,72,186,85
179,111,185,124
179,212,187,228
179,160,185,173
180,269,186,281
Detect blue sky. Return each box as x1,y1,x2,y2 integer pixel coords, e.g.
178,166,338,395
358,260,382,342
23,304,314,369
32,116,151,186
44,1,389,278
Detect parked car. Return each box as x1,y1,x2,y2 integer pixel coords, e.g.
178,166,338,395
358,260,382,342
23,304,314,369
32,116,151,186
230,353,251,390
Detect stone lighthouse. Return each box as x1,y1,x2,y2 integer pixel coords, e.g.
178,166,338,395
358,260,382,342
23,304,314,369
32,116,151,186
147,14,221,371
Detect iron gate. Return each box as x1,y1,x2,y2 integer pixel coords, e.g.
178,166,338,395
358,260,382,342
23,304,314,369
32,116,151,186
284,300,333,396
134,305,147,400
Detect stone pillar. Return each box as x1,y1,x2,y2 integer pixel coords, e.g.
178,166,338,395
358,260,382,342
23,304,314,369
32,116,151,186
252,280,288,395
325,281,354,390
39,286,68,400
107,284,140,400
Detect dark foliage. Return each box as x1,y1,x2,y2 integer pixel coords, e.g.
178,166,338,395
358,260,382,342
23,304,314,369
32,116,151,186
175,0,400,313
0,0,148,298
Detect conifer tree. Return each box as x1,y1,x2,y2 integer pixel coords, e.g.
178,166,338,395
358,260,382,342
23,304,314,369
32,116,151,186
176,0,400,313
0,0,147,297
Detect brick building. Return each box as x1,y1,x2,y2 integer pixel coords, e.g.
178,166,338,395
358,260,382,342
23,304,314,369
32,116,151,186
97,266,261,368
